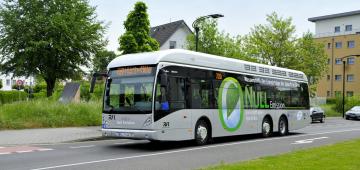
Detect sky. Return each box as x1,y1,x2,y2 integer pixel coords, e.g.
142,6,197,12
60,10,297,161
89,0,360,52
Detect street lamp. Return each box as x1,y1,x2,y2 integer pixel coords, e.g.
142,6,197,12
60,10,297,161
192,14,224,52
341,54,360,118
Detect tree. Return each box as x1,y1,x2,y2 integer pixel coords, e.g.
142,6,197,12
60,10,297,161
92,49,117,73
244,12,297,67
118,2,159,54
187,19,254,62
0,0,106,97
0,80,2,89
244,12,327,94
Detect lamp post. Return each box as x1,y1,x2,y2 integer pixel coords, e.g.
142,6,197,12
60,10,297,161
341,54,360,118
192,14,224,52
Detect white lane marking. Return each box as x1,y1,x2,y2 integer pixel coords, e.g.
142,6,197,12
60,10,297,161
31,128,360,170
113,142,136,145
291,137,329,144
37,148,54,151
0,152,11,155
69,145,95,149
16,150,33,153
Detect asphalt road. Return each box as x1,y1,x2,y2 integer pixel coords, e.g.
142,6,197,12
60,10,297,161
1,118,360,170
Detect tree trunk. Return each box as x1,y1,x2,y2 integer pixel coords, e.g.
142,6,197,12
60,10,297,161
45,78,56,97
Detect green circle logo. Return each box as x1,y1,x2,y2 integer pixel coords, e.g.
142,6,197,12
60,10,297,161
218,77,244,132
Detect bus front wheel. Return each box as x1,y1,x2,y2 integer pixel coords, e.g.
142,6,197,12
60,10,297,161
195,119,210,145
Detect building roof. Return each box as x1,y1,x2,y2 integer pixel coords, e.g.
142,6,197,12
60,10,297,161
107,49,307,82
308,10,360,22
150,20,192,46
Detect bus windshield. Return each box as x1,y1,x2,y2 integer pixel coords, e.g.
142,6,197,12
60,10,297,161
104,66,156,114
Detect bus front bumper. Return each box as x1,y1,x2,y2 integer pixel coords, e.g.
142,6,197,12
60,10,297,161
102,128,157,140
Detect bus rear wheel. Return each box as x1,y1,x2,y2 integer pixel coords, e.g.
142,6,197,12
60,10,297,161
195,119,210,145
262,117,273,138
278,116,288,136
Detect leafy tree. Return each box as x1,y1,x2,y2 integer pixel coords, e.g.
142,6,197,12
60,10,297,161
187,19,254,61
244,12,327,94
0,0,106,97
119,1,159,54
244,12,297,67
92,49,117,73
0,80,2,89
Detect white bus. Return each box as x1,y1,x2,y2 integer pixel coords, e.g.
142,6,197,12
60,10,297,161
93,49,310,145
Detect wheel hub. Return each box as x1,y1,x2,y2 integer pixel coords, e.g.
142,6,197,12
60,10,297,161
280,120,286,134
263,122,270,134
197,125,208,141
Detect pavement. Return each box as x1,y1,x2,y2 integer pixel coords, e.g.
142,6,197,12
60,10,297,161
0,126,102,146
1,118,360,170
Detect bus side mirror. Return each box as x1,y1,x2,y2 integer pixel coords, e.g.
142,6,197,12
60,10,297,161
90,72,108,93
160,72,168,87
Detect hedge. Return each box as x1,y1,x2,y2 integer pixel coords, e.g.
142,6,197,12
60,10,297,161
0,91,28,104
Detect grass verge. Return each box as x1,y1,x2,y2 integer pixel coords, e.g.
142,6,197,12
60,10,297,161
201,138,360,170
0,99,102,129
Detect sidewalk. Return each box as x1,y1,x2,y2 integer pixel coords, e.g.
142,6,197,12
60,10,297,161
0,126,102,146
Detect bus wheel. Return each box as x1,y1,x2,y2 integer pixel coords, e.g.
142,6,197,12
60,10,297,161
195,119,210,145
278,116,288,136
262,117,273,137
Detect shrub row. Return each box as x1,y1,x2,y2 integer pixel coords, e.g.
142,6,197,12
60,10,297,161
0,91,28,104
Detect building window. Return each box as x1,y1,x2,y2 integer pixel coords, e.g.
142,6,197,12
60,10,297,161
347,91,354,97
169,41,176,49
327,58,331,64
347,41,355,48
335,58,342,64
334,26,340,33
327,75,330,81
347,57,355,64
335,75,342,81
327,91,330,97
345,25,352,32
335,91,341,97
6,79,10,86
327,43,331,49
347,74,354,82
335,42,342,48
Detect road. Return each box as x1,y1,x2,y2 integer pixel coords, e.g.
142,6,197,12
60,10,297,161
1,118,360,170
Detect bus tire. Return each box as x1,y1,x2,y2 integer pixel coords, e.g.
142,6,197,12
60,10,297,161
195,119,210,145
262,117,273,138
278,116,288,136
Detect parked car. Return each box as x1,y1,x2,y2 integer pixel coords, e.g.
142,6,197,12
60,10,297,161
345,106,360,120
310,107,325,123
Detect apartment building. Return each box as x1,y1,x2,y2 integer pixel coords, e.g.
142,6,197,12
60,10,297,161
309,10,360,98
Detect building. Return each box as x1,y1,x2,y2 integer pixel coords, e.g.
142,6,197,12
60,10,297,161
309,10,360,98
0,73,35,91
150,20,193,50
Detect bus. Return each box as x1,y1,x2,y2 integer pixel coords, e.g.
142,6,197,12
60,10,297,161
91,49,310,145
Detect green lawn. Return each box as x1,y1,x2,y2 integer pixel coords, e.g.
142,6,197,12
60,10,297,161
201,138,360,170
0,99,102,129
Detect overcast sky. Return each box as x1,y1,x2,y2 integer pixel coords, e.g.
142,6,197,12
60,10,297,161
89,0,360,52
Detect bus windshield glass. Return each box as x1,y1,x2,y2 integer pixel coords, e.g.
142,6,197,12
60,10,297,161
104,65,156,114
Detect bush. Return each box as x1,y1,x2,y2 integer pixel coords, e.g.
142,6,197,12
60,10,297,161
0,91,28,104
78,80,104,102
326,98,337,104
334,96,360,113
0,99,102,129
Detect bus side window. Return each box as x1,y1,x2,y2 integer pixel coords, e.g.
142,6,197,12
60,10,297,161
168,77,186,110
